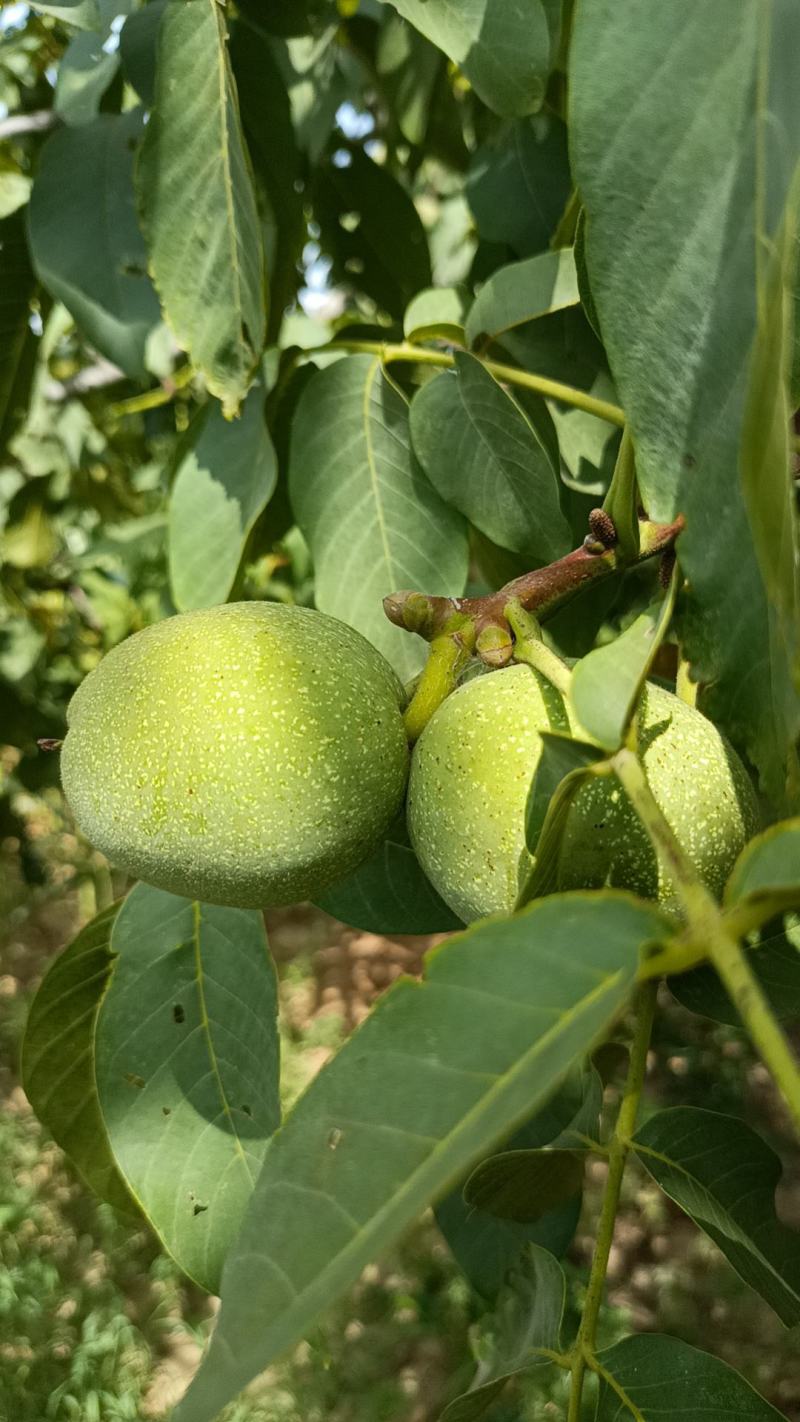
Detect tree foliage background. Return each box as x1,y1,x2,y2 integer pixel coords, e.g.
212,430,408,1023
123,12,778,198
2,1,800,1420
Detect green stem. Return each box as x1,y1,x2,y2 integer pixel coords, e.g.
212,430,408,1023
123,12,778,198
567,981,657,1422
301,340,625,427
505,599,573,695
613,747,800,1134
402,632,473,743
108,363,195,418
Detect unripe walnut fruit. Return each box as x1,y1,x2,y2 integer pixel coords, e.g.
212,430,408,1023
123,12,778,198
407,665,758,923
62,603,409,907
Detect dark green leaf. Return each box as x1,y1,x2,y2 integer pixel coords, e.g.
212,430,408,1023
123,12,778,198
569,587,677,752
95,885,280,1293
173,892,665,1421
466,248,579,351
168,385,277,612
0,213,37,456
53,29,119,125
137,0,266,415
467,115,571,258
230,17,305,343
670,920,800,1027
518,732,609,905
31,0,101,30
433,1065,602,1299
634,1106,800,1326
21,903,135,1216
313,147,431,320
725,819,800,916
288,354,469,682
409,354,570,562
376,12,442,148
119,0,166,107
440,1245,564,1422
404,285,470,344
570,0,800,804
28,111,162,379
380,0,554,119
595,1334,787,1419
315,815,463,935
464,1149,585,1224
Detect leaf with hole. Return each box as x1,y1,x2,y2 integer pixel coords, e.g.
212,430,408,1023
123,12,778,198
94,884,280,1294
173,892,665,1421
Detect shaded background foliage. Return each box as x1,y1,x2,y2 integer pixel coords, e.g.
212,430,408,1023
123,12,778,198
1,0,800,1418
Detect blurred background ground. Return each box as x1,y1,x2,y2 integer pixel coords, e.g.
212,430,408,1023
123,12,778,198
2,791,800,1422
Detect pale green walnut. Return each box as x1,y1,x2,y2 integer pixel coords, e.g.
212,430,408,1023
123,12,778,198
407,665,759,923
62,603,409,908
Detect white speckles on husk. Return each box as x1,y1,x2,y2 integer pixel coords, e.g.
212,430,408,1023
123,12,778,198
407,666,759,923
62,603,410,907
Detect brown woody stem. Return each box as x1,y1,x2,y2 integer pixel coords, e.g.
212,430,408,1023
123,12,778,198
384,513,685,657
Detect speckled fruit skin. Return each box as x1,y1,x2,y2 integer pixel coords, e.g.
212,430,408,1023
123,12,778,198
62,603,410,908
407,665,759,923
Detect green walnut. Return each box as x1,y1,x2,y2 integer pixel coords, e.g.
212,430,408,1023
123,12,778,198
61,603,409,907
407,665,758,923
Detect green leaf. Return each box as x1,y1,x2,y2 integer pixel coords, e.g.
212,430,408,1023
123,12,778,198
379,0,554,119
119,0,166,107
168,385,277,612
465,248,579,351
569,587,677,752
634,1106,800,1327
463,1149,585,1226
725,819,800,918
173,892,665,1422
28,111,162,380
467,115,571,258
230,17,305,344
435,1064,602,1300
21,904,135,1217
570,0,800,804
31,0,101,30
0,213,37,456
314,815,463,935
137,0,266,416
409,354,571,563
95,885,280,1294
288,354,469,682
404,285,470,344
595,1333,787,1419
518,732,609,906
376,12,443,148
53,30,119,125
313,147,431,320
440,1244,564,1422
671,921,800,1026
